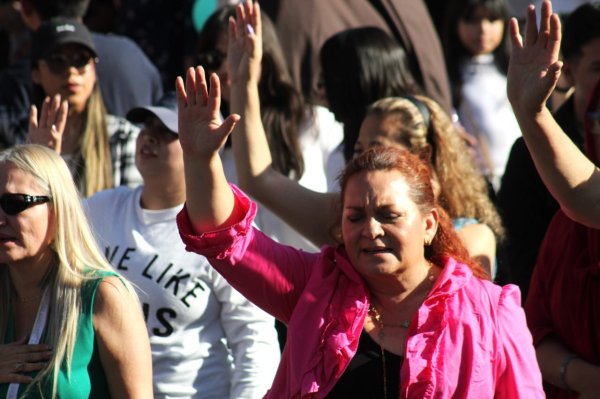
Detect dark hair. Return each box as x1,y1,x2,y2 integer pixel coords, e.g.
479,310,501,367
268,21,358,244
339,147,488,279
319,27,420,161
28,0,90,19
196,6,305,179
562,2,600,62
442,0,510,107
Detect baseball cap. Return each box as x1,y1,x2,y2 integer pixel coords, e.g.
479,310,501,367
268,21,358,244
31,18,97,64
126,92,178,134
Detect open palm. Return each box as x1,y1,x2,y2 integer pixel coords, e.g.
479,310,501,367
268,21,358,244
227,0,262,85
507,0,562,116
176,66,239,160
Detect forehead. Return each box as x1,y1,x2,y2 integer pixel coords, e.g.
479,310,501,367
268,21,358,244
343,169,412,205
0,163,44,192
359,114,405,145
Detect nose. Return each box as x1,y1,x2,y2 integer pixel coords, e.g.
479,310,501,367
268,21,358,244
139,128,158,145
362,217,384,239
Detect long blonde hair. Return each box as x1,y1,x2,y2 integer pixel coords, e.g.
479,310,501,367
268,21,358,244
366,96,505,238
0,145,134,397
76,85,113,197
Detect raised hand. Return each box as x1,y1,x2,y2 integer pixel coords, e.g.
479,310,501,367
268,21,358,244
175,66,240,160
507,0,562,116
0,337,52,384
27,95,68,153
227,0,262,84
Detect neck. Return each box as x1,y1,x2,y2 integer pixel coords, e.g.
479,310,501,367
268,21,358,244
140,178,186,210
8,251,55,301
368,261,440,311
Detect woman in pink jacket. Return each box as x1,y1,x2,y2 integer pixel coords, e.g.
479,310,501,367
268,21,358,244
174,4,544,397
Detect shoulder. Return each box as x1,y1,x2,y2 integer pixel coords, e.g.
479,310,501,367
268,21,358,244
92,275,135,318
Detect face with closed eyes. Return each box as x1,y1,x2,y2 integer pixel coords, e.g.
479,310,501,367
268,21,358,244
341,169,438,280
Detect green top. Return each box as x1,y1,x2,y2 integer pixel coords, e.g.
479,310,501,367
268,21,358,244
0,272,114,398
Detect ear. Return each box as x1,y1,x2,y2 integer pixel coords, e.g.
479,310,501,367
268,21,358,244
423,207,439,246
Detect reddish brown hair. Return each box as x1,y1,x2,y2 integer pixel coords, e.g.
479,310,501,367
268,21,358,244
339,147,489,279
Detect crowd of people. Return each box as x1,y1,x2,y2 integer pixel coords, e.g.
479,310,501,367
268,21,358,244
0,0,599,397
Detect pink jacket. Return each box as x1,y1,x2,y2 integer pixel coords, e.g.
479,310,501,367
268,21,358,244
177,186,544,398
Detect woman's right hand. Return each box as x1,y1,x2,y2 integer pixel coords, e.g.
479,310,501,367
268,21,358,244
27,95,68,153
176,66,240,161
0,337,52,384
227,0,262,85
507,0,562,117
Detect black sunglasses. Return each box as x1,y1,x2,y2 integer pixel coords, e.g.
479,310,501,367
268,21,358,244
42,52,98,75
0,194,52,216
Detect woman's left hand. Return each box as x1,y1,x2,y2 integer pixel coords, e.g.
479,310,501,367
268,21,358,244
27,95,68,153
227,0,262,84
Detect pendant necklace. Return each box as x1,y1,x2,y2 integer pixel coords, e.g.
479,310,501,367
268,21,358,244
368,266,437,399
368,304,409,399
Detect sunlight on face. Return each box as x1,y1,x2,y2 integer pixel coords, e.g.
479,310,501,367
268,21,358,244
341,170,436,281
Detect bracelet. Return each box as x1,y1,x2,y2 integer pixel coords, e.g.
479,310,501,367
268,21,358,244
559,353,578,390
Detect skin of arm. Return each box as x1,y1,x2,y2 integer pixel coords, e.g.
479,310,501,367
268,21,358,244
507,0,600,228
93,276,153,399
536,337,600,398
176,65,240,233
456,223,496,277
227,0,338,247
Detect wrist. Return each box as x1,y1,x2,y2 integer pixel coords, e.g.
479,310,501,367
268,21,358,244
560,353,578,390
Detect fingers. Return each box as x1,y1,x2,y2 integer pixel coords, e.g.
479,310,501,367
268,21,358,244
0,373,34,384
508,18,523,50
252,0,261,38
524,5,538,47
219,114,240,138
208,73,222,115
175,76,188,109
538,0,552,47
195,66,208,106
40,96,51,129
548,13,562,60
185,67,197,107
29,105,38,132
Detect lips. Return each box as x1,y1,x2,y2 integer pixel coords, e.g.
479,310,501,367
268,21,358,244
138,145,157,157
362,247,392,254
0,233,17,244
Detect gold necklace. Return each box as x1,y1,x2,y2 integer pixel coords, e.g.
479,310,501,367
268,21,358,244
368,304,399,399
368,266,438,398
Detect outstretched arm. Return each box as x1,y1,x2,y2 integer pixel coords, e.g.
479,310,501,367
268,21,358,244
227,0,338,247
507,0,600,228
176,66,240,233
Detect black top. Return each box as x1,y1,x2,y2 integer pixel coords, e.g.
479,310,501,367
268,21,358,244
326,329,403,398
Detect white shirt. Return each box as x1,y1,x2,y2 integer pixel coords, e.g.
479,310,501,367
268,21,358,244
85,186,280,399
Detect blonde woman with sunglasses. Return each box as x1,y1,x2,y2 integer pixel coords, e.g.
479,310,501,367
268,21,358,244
0,144,152,398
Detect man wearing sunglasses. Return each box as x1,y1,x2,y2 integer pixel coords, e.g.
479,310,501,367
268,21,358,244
83,92,280,398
